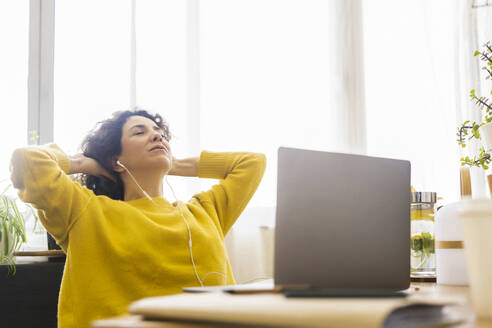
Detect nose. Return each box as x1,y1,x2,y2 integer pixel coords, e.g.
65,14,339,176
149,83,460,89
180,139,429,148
151,131,163,143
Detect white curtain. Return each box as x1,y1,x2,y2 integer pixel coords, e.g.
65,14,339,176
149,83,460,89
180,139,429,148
0,1,28,176
450,1,492,198
49,0,367,282
212,0,366,283
230,0,492,283
363,0,491,203
26,0,492,281
457,1,491,198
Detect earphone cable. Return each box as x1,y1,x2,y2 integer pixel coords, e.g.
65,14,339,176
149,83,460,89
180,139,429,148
165,176,227,286
119,161,227,287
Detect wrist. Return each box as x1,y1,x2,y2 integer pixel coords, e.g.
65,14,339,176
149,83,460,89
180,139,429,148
68,155,84,175
168,157,199,177
168,158,180,176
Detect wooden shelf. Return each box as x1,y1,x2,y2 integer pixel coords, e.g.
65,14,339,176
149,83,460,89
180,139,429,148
13,250,65,257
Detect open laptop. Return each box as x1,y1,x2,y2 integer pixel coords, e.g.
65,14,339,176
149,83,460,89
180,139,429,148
274,147,411,295
184,147,411,295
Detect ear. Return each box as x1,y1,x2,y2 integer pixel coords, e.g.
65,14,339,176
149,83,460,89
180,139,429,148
112,158,125,173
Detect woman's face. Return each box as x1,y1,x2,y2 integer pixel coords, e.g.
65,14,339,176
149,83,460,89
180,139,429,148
116,115,172,173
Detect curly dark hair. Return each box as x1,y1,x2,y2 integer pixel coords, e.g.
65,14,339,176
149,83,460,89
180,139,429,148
79,109,171,200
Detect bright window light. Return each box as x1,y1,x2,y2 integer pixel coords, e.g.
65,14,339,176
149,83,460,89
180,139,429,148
54,0,132,154
200,0,335,207
363,0,460,202
0,1,28,178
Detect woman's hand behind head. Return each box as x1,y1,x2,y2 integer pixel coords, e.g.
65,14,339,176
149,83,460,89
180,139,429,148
69,153,116,182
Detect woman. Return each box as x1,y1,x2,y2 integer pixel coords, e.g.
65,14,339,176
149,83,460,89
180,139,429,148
10,109,266,328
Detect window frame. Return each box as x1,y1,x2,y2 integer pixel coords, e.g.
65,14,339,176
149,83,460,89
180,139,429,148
28,0,55,146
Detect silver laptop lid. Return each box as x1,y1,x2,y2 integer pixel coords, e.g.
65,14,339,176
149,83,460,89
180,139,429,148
274,147,411,290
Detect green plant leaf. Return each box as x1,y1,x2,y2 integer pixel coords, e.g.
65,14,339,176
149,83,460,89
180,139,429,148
0,184,11,196
2,220,9,257
0,185,37,273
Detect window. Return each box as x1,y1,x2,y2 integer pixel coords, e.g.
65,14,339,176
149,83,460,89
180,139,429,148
54,0,132,154
135,0,187,148
135,0,190,199
34,0,486,209
363,0,463,202
0,1,29,177
0,1,45,250
200,0,343,207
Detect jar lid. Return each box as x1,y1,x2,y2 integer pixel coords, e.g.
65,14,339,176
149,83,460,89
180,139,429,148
411,192,437,204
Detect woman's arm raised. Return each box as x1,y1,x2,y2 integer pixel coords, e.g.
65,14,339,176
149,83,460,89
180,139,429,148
68,153,115,181
10,144,95,249
167,157,199,177
192,151,266,235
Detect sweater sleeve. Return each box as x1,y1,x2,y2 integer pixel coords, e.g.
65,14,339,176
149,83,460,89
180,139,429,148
10,144,93,247
194,151,266,235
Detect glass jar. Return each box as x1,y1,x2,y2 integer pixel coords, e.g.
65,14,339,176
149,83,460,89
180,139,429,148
410,192,436,277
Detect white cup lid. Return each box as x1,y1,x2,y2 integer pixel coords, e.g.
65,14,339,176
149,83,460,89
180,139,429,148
458,199,492,215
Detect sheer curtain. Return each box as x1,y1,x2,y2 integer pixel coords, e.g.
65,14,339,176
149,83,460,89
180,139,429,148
457,1,492,198
47,0,491,282
0,1,28,177
229,0,492,282
364,0,491,204
199,0,365,208
54,0,131,155
134,0,191,199
198,0,366,283
0,1,42,251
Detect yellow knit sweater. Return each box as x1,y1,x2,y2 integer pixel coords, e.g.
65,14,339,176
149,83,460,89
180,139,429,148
10,144,266,328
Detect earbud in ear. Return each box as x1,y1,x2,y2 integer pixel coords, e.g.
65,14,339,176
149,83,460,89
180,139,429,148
116,160,125,168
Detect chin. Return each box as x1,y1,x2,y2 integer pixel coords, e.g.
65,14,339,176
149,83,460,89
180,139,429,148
152,158,171,172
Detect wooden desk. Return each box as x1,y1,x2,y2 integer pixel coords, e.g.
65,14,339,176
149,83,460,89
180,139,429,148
92,283,492,328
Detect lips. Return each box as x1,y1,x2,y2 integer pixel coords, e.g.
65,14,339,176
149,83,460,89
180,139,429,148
149,145,168,152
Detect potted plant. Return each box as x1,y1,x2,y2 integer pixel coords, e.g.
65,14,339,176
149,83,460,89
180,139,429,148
457,41,492,170
0,184,39,274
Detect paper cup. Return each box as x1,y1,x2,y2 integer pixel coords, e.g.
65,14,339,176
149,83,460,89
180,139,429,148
459,199,492,318
479,122,492,153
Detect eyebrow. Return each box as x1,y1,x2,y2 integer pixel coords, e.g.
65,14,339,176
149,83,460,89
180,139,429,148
130,124,162,132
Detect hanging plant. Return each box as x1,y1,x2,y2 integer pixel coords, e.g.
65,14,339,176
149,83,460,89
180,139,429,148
457,41,492,169
0,184,39,275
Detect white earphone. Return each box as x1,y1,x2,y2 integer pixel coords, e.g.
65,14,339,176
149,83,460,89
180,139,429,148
117,160,152,199
116,159,227,287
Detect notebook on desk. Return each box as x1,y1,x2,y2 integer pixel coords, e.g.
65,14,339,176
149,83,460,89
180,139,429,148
127,289,465,328
184,147,411,296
